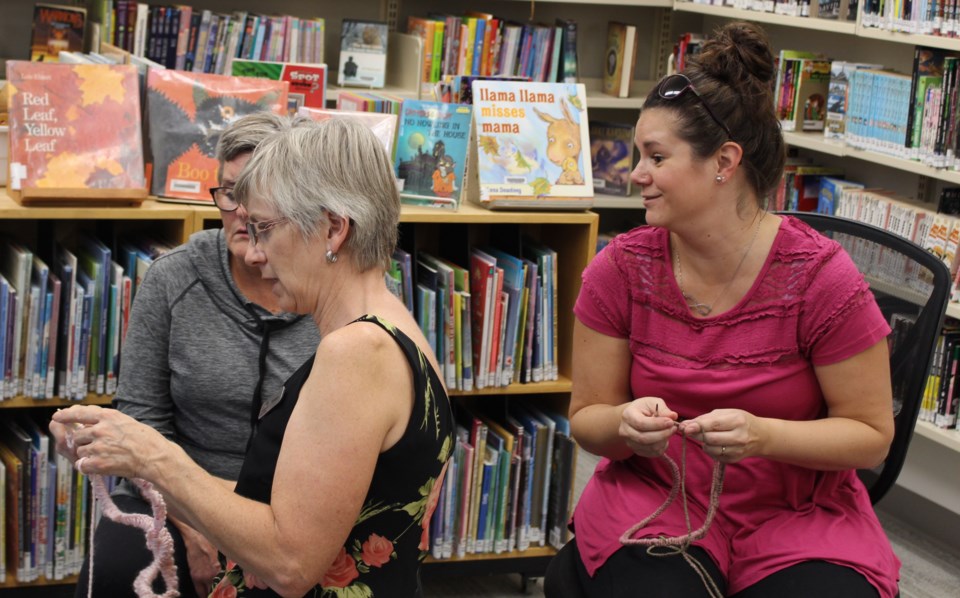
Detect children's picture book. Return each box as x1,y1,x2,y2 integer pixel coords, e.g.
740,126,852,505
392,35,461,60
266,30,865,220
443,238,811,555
230,59,328,115
30,3,86,62
297,106,398,156
337,19,389,89
471,81,593,209
146,69,289,204
6,61,146,203
602,21,638,98
394,100,473,210
588,121,633,197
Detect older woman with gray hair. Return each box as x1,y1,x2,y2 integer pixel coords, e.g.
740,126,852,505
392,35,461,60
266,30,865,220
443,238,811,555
51,118,455,598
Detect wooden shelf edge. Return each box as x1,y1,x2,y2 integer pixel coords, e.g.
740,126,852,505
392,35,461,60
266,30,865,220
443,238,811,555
424,545,558,564
0,394,113,408
0,574,78,589
449,377,572,397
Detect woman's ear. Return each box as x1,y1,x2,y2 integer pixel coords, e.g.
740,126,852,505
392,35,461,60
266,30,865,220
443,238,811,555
326,212,350,254
716,141,744,182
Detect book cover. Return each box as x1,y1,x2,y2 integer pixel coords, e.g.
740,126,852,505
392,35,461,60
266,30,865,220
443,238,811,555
30,3,86,63
789,59,832,132
472,81,593,208
146,68,289,203
6,61,146,198
337,19,388,89
602,21,636,98
230,58,328,115
589,120,633,197
394,100,473,209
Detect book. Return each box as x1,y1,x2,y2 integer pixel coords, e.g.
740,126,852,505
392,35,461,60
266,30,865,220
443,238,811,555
30,3,86,63
789,59,832,132
146,68,289,204
230,58,328,115
602,21,638,98
824,61,883,140
589,120,633,197
6,61,147,202
394,100,473,209
337,19,389,89
471,80,593,209
557,19,578,84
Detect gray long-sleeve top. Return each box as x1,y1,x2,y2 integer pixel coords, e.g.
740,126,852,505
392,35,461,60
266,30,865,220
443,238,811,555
114,228,320,482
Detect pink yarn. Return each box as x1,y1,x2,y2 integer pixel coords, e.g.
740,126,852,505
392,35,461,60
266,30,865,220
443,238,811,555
69,430,179,598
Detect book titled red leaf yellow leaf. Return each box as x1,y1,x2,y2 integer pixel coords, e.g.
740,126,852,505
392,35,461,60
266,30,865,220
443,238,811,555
146,69,289,204
6,61,146,200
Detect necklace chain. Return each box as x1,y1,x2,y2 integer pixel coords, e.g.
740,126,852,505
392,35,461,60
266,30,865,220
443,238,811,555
673,211,765,317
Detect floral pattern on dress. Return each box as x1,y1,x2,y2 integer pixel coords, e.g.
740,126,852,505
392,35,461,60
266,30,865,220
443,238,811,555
209,315,454,598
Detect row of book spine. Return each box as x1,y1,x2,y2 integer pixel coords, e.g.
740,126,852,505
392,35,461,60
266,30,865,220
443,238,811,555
428,402,575,559
387,240,559,393
862,0,960,36
682,0,856,20
95,2,326,75
406,13,578,91
0,237,170,402
773,47,960,173
925,327,960,430
0,417,94,583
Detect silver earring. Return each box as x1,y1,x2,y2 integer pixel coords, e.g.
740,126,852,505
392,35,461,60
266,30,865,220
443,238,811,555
325,250,338,263
715,175,725,183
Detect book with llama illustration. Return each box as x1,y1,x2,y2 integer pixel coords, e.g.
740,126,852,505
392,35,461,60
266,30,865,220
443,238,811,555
146,69,288,204
394,100,473,210
471,81,593,209
6,61,146,204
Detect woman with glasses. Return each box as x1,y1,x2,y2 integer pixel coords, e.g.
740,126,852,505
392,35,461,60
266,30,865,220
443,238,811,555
58,113,321,598
52,118,454,597
545,21,899,598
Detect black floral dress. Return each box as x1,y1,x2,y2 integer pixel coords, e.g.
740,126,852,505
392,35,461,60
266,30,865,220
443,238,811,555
210,315,454,598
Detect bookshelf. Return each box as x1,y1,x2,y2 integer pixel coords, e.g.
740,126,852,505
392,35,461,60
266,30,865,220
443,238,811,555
4,194,597,588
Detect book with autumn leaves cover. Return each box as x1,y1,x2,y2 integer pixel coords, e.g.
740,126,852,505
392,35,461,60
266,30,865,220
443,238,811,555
6,61,146,204
146,69,289,204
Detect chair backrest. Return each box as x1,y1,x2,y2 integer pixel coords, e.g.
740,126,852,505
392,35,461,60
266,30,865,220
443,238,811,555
782,212,951,504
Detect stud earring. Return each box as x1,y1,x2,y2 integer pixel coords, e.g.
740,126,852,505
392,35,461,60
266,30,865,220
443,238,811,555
715,175,725,183
325,249,338,263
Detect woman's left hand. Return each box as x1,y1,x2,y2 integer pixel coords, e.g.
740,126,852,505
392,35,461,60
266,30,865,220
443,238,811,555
678,409,764,463
50,405,168,479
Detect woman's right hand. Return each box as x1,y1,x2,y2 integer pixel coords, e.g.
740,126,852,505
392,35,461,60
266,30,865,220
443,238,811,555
175,522,222,597
48,417,80,464
619,397,678,458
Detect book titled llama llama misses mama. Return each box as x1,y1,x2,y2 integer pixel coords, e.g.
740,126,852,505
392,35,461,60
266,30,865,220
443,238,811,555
470,81,593,209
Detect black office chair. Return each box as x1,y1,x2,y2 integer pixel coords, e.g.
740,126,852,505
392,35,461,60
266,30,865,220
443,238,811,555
784,211,952,505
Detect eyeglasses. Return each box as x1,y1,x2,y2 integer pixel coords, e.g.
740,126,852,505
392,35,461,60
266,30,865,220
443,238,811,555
245,217,289,246
209,186,240,212
657,73,733,139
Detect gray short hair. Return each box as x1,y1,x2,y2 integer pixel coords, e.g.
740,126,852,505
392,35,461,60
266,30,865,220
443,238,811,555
215,112,314,182
234,117,400,272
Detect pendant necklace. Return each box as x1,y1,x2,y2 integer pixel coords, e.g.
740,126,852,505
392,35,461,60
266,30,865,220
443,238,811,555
673,210,765,317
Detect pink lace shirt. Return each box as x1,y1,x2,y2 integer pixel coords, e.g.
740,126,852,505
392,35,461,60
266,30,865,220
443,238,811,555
572,216,900,597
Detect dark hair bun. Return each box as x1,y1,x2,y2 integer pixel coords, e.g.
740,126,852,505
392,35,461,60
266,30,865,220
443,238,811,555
693,21,776,89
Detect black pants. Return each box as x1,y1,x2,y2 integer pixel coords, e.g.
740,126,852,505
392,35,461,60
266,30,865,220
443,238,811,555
75,494,200,598
544,537,880,598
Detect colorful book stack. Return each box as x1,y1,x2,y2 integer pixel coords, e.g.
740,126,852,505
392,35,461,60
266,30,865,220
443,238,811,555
86,4,325,75
404,12,579,97
425,402,576,560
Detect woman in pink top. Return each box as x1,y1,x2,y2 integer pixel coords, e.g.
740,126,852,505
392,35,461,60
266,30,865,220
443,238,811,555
544,21,900,598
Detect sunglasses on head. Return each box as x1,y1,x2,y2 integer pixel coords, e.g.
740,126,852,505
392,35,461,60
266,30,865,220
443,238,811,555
657,73,733,139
